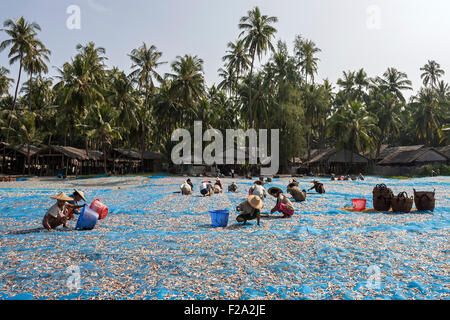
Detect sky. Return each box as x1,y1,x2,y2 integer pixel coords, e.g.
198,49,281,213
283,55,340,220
1,0,450,99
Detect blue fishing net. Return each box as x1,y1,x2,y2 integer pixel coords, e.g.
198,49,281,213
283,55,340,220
0,175,448,300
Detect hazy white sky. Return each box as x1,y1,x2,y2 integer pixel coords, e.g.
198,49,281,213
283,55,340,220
1,0,449,98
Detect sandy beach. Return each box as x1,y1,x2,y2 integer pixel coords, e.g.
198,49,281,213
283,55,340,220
0,175,448,300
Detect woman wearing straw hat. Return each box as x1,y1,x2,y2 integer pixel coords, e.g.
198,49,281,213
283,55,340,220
214,178,223,193
180,181,192,195
228,182,238,193
67,189,87,219
249,180,267,199
289,185,307,202
236,195,264,226
309,180,325,194
200,180,213,197
268,187,295,218
42,192,85,230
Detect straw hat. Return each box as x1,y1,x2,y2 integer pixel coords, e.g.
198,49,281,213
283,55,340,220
247,195,264,210
74,189,87,201
268,187,283,197
50,192,74,201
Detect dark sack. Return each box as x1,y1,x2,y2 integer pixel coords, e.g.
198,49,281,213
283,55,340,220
413,189,435,212
373,184,393,211
391,192,413,213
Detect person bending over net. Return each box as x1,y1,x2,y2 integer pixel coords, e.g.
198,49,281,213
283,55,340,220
309,180,326,194
236,195,263,226
42,192,85,230
268,187,295,218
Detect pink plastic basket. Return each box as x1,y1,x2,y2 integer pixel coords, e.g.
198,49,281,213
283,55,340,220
352,199,367,211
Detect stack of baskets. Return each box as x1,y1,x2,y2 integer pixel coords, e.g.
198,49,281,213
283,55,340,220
372,184,436,213
373,184,394,211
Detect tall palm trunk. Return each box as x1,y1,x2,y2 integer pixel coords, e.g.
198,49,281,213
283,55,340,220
103,141,107,174
27,143,31,175
28,70,33,111
248,53,255,128
6,55,23,143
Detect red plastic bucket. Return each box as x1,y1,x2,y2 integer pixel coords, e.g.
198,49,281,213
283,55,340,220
352,199,367,211
90,199,108,220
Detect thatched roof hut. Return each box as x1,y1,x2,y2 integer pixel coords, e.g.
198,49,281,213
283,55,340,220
436,145,450,159
307,148,369,175
44,145,102,161
112,148,141,160
37,146,104,176
378,147,448,166
308,148,369,164
0,142,41,174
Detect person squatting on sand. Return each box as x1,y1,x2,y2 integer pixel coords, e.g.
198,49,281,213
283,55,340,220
309,180,326,194
200,180,213,197
236,195,264,226
66,189,87,219
286,179,299,193
181,180,192,195
228,182,238,192
268,187,295,218
288,184,307,202
214,178,223,193
249,180,267,199
42,192,86,230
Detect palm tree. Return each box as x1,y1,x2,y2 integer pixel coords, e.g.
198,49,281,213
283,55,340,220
301,83,330,161
294,36,321,84
86,104,122,173
0,17,42,142
0,67,13,97
420,60,445,88
409,87,445,145
367,89,402,157
23,38,51,110
54,45,105,146
8,110,42,174
129,43,166,102
129,43,166,169
327,101,378,161
354,68,369,101
436,80,450,99
152,79,181,146
167,54,205,121
336,70,356,102
222,39,250,96
106,68,139,148
217,65,236,96
267,40,298,89
374,67,412,103
239,6,278,127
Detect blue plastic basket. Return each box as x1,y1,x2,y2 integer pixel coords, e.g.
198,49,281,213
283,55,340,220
210,210,230,228
76,207,99,230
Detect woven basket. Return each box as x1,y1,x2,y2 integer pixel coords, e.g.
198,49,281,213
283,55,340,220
373,184,393,211
391,192,413,213
413,189,435,212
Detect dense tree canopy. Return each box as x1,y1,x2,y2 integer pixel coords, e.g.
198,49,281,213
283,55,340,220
0,9,449,173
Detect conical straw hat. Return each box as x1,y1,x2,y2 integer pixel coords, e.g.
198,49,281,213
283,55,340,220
50,192,74,201
74,189,86,201
268,187,283,197
247,195,264,209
